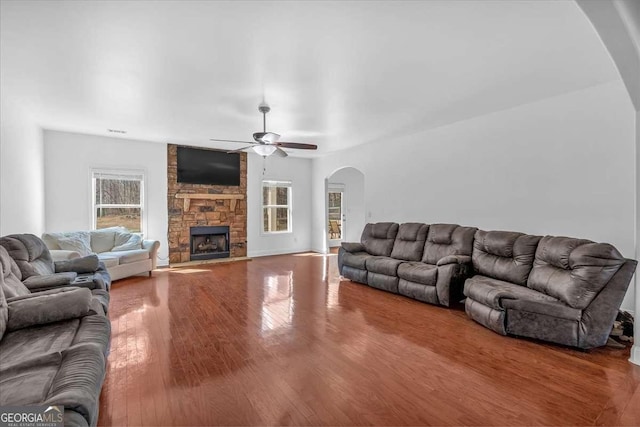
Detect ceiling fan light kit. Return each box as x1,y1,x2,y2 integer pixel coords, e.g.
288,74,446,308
252,144,278,156
210,102,318,157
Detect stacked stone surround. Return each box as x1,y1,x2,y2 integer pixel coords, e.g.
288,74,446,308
167,144,247,264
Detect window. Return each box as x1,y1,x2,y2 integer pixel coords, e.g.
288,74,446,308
262,180,292,233
92,170,145,232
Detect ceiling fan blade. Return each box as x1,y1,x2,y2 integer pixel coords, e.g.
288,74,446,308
253,132,280,144
273,147,288,158
210,138,258,145
226,146,255,153
275,142,318,150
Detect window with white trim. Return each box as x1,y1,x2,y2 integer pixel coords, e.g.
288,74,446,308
262,180,292,233
92,170,145,232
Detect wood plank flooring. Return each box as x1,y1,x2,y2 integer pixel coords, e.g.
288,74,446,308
98,252,640,426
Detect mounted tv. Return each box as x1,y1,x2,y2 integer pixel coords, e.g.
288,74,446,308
177,146,240,186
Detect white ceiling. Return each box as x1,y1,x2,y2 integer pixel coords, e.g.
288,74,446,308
0,0,619,157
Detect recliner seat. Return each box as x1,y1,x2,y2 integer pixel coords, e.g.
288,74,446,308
340,222,399,285
397,223,477,306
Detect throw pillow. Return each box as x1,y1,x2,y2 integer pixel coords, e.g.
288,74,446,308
57,232,93,256
112,231,143,251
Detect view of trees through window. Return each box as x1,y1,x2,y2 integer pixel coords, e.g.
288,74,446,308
262,181,291,233
93,171,144,232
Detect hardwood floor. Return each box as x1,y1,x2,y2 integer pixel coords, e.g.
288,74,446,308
98,253,640,426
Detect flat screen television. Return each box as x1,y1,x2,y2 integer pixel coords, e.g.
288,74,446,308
177,146,240,186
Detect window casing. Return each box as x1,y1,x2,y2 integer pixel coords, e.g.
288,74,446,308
92,169,145,232
262,180,292,234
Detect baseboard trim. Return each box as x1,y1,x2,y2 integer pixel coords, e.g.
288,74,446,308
630,345,640,366
248,248,313,258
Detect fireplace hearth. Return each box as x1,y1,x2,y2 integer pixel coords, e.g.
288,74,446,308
190,226,230,261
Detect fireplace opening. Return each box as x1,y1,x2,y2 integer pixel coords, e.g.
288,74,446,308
190,226,230,261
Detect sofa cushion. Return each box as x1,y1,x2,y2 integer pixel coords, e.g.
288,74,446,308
390,223,429,261
0,276,7,341
361,222,399,257
90,227,125,253
0,344,108,427
397,262,438,286
0,352,63,405
464,275,558,310
422,224,477,265
44,231,93,256
365,257,403,276
502,298,582,321
527,236,625,309
0,246,30,298
101,249,150,265
0,319,81,369
97,253,120,268
113,231,143,251
57,236,93,257
472,230,541,285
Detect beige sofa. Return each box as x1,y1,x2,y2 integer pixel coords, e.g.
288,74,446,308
42,227,160,281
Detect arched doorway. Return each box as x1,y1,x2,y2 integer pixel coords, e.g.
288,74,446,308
325,167,365,251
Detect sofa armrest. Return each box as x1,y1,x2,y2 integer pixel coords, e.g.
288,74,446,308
49,249,82,262
341,242,365,253
6,287,93,331
22,272,78,291
437,255,472,266
142,240,160,270
55,254,100,274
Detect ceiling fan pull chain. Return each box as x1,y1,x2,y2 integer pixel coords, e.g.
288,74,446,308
263,155,267,176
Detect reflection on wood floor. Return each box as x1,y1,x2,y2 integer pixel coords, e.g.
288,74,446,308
98,252,640,426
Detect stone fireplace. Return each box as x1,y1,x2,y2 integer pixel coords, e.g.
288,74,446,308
167,144,247,264
190,225,229,261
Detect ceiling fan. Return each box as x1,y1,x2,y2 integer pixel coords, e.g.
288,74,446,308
210,102,318,157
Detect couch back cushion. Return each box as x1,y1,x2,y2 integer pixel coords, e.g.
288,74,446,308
0,246,30,298
90,227,122,253
472,230,541,285
0,234,55,279
527,236,625,309
361,223,399,257
390,223,429,261
421,224,477,265
0,262,8,340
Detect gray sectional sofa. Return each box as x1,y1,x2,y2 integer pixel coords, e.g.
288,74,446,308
339,222,637,349
0,237,111,426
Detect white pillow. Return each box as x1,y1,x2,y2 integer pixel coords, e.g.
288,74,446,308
112,232,143,251
57,233,93,256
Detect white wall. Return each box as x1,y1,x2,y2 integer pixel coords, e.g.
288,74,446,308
328,167,365,243
0,97,45,235
312,80,637,311
247,153,312,257
43,130,169,265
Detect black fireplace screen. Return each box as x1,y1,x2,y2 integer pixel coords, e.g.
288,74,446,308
190,226,230,261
